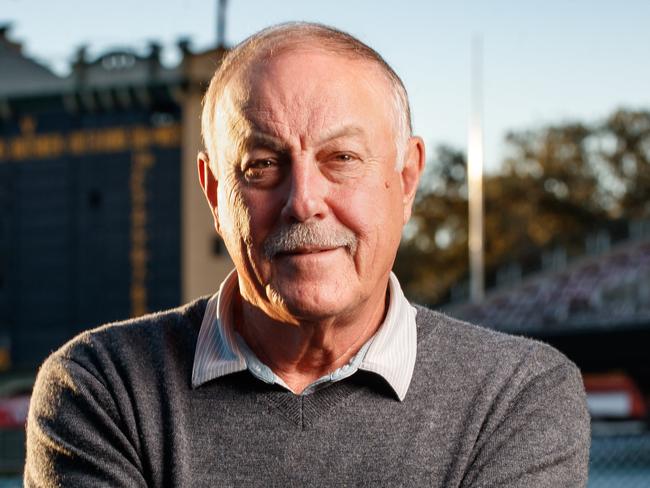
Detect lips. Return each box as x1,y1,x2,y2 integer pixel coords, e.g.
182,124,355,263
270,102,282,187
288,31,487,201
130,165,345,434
277,247,337,257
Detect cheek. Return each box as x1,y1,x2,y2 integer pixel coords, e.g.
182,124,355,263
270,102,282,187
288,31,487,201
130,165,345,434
336,181,403,253
237,188,286,249
219,173,252,245
333,187,387,241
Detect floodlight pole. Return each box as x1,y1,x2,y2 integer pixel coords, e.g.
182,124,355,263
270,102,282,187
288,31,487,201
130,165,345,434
217,0,228,48
468,36,485,303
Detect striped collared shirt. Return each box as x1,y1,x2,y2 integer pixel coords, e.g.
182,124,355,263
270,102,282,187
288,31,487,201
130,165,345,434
191,270,417,401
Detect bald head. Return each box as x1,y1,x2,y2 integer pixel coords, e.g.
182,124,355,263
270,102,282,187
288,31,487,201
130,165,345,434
200,22,412,170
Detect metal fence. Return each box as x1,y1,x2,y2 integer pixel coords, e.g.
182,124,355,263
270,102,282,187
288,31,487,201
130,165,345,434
0,430,23,475
589,434,650,487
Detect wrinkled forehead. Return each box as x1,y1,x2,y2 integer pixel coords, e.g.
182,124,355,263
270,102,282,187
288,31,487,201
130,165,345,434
240,46,390,92
215,48,394,141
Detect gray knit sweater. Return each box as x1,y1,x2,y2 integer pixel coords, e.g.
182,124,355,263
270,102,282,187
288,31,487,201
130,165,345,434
24,298,590,487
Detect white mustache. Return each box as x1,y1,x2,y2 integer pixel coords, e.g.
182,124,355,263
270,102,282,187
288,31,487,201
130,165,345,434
263,223,358,258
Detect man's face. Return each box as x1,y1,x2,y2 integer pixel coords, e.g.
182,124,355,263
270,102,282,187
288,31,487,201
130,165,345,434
205,49,422,323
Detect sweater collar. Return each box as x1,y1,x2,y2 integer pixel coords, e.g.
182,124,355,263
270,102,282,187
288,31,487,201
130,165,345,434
191,270,417,401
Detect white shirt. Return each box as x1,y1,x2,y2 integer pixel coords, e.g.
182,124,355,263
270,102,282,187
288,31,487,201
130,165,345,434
191,270,417,401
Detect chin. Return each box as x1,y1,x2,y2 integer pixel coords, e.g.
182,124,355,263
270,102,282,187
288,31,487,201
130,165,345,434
269,286,350,323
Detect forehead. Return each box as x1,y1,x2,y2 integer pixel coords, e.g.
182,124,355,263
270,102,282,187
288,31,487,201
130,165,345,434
219,48,394,140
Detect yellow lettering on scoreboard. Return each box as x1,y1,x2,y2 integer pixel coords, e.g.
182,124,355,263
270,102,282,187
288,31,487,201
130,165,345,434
100,128,128,152
129,150,156,318
10,138,30,160
33,134,65,159
152,126,181,147
0,124,181,162
68,131,89,155
131,127,151,149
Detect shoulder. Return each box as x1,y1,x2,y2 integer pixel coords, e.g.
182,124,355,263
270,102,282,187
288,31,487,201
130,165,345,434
37,296,209,390
411,305,590,484
412,303,575,375
25,300,210,487
409,303,587,422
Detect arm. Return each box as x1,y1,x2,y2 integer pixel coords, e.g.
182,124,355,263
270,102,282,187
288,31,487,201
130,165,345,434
461,345,591,487
24,354,147,488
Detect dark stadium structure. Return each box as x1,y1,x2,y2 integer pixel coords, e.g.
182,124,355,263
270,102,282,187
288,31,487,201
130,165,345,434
0,26,234,474
1,28,185,372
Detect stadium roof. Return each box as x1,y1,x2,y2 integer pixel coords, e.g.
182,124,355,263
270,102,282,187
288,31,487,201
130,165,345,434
0,25,195,99
0,25,65,97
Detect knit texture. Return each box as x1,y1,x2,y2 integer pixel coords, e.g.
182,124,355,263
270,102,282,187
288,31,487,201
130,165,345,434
24,298,590,487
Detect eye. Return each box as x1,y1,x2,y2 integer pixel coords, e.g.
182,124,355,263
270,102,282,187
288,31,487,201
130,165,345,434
332,153,356,163
251,159,276,169
243,158,282,184
316,149,365,180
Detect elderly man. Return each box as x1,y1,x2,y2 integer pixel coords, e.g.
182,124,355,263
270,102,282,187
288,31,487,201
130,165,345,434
25,23,590,487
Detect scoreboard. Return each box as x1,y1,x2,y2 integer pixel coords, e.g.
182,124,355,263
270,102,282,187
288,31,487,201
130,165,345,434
0,93,182,370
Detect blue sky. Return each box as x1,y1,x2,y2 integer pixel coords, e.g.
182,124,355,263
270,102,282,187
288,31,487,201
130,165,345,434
3,0,649,171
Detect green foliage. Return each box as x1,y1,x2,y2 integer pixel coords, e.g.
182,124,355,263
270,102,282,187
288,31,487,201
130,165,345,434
395,109,650,305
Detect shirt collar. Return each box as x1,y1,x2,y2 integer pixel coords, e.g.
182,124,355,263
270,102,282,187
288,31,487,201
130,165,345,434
191,270,417,401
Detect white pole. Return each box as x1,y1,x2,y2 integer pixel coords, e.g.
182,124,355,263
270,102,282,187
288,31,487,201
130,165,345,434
468,36,485,303
217,0,227,48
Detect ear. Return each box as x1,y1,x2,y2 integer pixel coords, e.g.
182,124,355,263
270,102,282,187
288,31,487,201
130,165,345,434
399,136,425,224
197,151,222,235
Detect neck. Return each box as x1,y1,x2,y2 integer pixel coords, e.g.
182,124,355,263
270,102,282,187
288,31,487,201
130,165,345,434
235,286,389,394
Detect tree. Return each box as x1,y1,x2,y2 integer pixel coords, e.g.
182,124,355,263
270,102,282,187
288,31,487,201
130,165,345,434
395,109,650,305
599,110,650,217
395,145,469,304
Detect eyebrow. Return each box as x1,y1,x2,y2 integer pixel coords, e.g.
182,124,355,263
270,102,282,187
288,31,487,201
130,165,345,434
245,131,288,153
243,124,367,153
317,125,366,145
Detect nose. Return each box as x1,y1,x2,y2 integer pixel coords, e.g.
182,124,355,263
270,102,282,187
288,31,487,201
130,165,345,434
280,159,328,223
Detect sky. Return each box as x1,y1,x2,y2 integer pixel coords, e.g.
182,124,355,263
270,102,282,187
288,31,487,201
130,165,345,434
3,0,650,171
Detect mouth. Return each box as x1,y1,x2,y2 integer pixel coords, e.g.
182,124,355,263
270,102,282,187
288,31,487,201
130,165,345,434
276,246,339,257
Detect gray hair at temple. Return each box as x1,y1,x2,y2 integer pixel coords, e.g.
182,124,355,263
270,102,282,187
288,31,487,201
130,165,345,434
200,22,413,171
